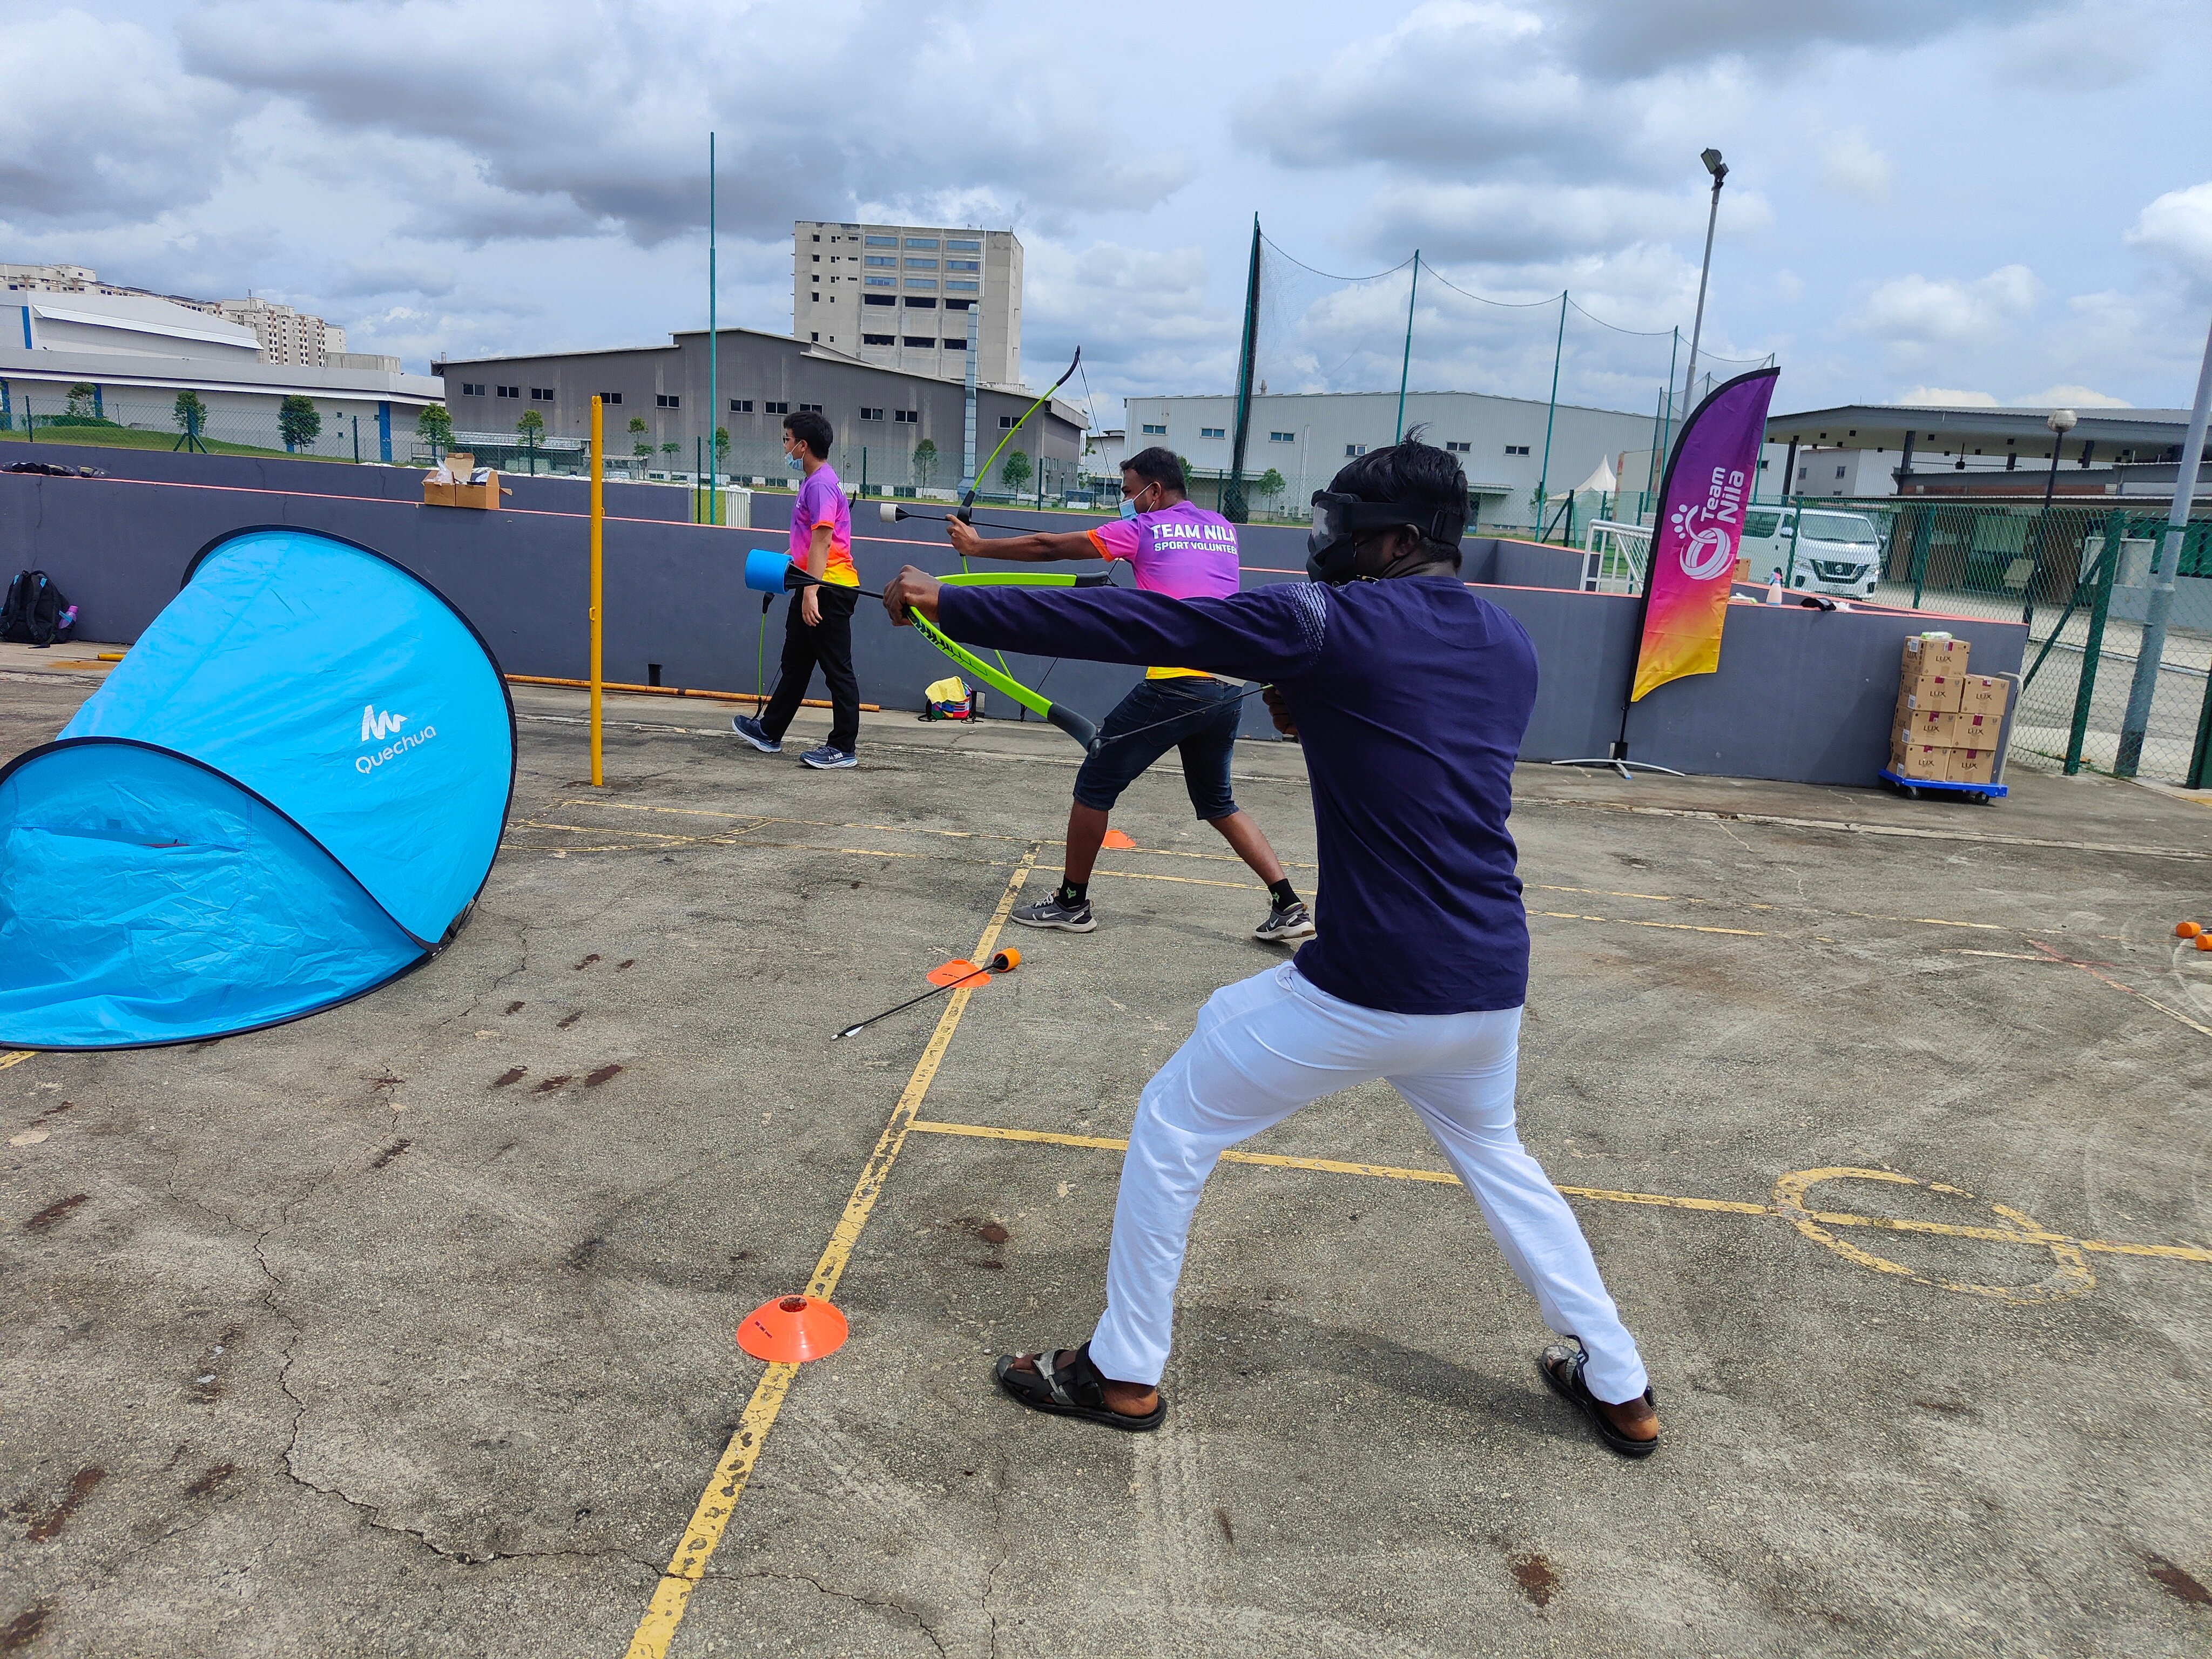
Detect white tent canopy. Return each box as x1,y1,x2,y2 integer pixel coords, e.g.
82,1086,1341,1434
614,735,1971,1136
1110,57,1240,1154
1575,455,1617,495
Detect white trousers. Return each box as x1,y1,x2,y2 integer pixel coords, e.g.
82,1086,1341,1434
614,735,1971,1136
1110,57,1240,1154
1087,963,1650,1405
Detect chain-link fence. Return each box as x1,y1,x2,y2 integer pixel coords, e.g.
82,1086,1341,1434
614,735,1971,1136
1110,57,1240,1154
1786,496,2212,785
0,383,427,463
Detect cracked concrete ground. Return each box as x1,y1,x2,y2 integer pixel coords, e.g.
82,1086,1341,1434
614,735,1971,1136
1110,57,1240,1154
4,653,2212,1657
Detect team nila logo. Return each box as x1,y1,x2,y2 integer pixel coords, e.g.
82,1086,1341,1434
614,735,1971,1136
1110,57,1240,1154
1668,464,1748,582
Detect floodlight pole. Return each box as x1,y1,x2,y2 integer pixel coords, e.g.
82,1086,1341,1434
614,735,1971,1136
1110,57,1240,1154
2024,406,2077,626
1535,288,1566,538
589,395,605,788
707,131,718,526
1393,250,1419,444
2115,307,2212,777
1682,150,1727,430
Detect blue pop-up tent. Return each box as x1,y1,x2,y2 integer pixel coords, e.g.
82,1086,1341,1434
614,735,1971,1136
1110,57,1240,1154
0,527,515,1049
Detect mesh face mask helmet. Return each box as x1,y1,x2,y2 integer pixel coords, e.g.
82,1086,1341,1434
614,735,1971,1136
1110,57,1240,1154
1305,490,1466,584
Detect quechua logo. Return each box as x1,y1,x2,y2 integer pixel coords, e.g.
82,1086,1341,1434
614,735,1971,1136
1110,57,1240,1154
356,703,437,774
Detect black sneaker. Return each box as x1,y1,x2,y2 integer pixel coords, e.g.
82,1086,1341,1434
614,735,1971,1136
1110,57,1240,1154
1011,894,1096,933
1253,900,1314,943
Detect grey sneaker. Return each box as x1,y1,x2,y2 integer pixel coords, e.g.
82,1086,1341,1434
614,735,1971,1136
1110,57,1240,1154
800,743,858,770
1012,894,1096,933
1253,900,1314,943
731,714,781,753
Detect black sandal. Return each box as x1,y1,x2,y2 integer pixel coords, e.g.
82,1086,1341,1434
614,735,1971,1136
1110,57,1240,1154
1540,1341,1659,1459
994,1341,1166,1432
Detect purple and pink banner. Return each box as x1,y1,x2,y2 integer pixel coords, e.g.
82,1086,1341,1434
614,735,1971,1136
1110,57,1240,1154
1631,367,1781,703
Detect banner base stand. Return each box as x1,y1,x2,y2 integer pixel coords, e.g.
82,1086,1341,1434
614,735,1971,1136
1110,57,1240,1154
1547,741,1685,784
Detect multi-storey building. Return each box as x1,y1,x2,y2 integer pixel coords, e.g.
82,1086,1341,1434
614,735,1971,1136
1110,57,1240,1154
211,298,346,367
793,221,1022,390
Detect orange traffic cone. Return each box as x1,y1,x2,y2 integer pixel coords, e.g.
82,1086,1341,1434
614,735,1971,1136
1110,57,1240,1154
928,957,983,986
737,1295,848,1363
1101,829,1137,849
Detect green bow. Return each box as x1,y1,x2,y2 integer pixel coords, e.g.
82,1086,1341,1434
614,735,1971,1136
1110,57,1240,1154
910,570,1105,749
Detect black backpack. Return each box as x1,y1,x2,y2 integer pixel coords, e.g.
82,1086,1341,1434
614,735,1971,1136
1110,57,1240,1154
0,569,68,647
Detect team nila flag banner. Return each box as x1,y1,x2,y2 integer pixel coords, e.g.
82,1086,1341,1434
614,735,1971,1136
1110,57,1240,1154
1630,366,1781,702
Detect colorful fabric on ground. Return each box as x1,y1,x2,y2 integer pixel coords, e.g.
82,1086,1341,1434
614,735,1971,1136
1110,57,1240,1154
1630,368,1780,702
1086,502,1240,678
938,576,1537,1016
790,464,858,587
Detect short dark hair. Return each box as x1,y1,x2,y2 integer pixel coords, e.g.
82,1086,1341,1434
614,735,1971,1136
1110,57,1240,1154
1122,446,1184,494
1326,439,1468,566
784,408,833,460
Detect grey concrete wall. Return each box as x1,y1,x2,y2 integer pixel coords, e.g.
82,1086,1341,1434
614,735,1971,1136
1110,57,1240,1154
1,468,2026,787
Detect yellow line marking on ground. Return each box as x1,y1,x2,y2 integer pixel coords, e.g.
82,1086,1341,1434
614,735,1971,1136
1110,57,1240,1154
621,848,1039,1659
902,1121,2212,1266
1533,909,1768,938
0,1051,32,1071
2020,936,2212,1041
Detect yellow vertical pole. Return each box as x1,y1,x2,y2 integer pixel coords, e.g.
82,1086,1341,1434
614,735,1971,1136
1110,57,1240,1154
590,394,604,787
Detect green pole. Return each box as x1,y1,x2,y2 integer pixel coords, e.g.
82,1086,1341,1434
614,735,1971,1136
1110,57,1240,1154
1225,213,1263,522
2068,508,2125,775
1784,501,1804,587
1657,327,1678,468
1907,506,1934,607
1393,251,1419,444
1535,289,1566,535
707,131,718,525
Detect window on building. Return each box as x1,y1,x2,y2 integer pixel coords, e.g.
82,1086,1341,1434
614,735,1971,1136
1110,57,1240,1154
946,259,980,272
1000,415,1017,429
1142,422,1166,435
496,385,519,399
812,254,820,262
945,280,979,292
1445,440,1470,453
1200,426,1225,439
865,235,897,246
946,238,981,251
461,382,485,396
1836,464,1846,478
865,255,896,268
1345,443,1367,457
943,338,967,350
530,387,554,401
1268,430,1293,442
657,394,680,408
810,292,819,302
895,409,919,424
729,399,753,413
800,402,822,413
865,278,895,290
904,257,938,270
902,335,935,347
1505,443,1530,456
860,407,885,421
904,296,937,308
810,332,819,341
905,237,938,249
597,390,621,406
864,294,896,306
764,401,790,414
905,279,938,291
862,333,894,345
945,298,973,311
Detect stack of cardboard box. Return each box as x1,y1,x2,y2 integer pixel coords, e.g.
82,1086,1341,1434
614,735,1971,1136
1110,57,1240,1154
421,453,505,511
1891,636,2009,786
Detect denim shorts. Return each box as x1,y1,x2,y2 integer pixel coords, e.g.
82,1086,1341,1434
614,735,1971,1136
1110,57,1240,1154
1072,676,1243,819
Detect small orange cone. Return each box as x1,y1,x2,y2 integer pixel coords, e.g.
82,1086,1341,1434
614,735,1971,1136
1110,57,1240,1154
737,1295,848,1363
2178,921,2203,939
927,958,982,986
1101,829,1137,849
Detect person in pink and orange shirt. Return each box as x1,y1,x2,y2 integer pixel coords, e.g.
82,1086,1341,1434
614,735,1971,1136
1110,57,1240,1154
943,447,1311,942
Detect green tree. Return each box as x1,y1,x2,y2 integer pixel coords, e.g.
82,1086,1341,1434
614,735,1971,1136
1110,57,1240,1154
912,438,938,485
1000,449,1032,493
629,415,651,462
713,426,731,468
278,394,322,452
1256,467,1286,511
660,441,680,470
415,403,453,455
64,383,98,422
516,407,544,440
172,389,208,434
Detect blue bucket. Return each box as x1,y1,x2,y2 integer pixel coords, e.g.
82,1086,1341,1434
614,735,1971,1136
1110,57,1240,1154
744,548,794,594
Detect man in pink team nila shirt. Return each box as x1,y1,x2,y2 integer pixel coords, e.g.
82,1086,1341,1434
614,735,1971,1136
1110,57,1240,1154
943,447,1312,942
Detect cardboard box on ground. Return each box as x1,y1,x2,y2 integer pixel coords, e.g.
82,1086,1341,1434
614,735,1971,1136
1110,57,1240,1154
422,453,508,510
1891,637,2009,782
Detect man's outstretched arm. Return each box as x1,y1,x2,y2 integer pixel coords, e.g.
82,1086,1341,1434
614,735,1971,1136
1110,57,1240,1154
944,517,1100,564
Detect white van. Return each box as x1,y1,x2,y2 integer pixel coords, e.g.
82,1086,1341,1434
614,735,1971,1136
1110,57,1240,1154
1738,507,1886,598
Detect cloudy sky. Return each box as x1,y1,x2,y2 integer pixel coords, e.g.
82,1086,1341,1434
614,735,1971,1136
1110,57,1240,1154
6,0,2210,427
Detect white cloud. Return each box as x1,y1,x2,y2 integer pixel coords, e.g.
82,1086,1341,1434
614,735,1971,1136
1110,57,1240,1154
1818,132,1892,201
1897,387,2000,406
1854,265,2041,343
2127,182,2212,282
2011,384,2133,408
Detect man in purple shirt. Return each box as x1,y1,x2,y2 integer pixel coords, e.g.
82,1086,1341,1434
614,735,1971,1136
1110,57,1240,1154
943,447,1311,943
886,440,1658,1461
731,410,861,768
